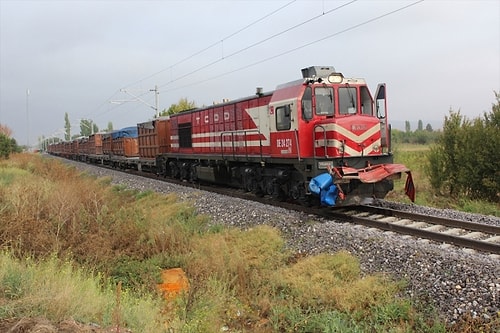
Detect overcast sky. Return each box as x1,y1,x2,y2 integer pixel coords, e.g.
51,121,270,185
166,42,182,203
1,0,499,146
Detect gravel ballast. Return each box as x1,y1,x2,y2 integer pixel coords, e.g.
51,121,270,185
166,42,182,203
69,160,499,326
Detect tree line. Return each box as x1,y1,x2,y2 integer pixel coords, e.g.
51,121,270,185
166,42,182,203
43,98,195,147
392,120,440,145
426,92,499,203
56,97,196,143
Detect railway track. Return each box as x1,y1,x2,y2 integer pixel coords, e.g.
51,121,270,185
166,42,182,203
108,164,500,256
155,174,500,255
327,206,500,255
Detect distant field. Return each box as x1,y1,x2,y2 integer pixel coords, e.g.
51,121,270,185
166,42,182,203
394,143,430,152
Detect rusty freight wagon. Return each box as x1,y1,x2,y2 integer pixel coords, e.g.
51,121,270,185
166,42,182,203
88,133,103,156
112,127,139,157
138,117,171,159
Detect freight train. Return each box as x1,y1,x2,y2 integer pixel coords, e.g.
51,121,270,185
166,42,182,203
47,66,415,207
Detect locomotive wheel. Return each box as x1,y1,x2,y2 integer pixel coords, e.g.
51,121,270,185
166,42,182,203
289,185,301,201
254,190,265,198
180,163,190,180
244,178,254,192
299,194,316,207
170,167,179,179
189,164,198,182
271,183,286,201
253,183,265,197
265,180,275,196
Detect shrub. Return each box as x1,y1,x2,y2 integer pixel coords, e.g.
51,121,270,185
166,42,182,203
425,94,500,203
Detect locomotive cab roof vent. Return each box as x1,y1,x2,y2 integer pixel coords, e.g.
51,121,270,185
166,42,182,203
301,66,336,79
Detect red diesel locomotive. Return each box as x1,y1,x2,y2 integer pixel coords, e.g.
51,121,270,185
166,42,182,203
48,66,415,206
157,66,414,206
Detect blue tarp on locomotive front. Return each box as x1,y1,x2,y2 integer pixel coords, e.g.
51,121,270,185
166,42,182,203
309,173,339,206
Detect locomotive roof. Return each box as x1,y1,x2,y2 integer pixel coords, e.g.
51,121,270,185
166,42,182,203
173,90,274,116
169,67,368,117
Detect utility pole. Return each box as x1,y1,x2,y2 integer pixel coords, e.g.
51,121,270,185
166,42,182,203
150,85,160,118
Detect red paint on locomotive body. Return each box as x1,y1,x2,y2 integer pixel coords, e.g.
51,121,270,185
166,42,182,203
313,116,382,158
170,94,272,157
166,76,385,162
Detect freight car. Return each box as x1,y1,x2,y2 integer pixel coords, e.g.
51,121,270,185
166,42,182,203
48,66,415,207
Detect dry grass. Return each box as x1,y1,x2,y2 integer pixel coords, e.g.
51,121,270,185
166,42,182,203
0,154,205,265
0,154,461,332
0,252,165,332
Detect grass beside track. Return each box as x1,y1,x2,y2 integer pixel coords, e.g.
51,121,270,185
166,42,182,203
0,153,496,332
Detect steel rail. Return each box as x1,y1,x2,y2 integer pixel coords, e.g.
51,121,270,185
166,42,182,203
358,205,500,235
326,207,500,255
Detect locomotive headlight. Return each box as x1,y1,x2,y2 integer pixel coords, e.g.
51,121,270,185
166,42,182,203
373,144,380,152
328,73,344,83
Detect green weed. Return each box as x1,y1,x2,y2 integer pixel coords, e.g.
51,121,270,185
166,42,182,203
0,252,165,331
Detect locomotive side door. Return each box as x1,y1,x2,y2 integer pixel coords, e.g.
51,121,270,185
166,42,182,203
269,99,299,158
374,83,390,151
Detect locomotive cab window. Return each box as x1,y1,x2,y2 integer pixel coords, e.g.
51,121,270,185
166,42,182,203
178,122,192,148
314,87,334,116
301,86,313,121
276,105,291,131
360,86,373,115
339,87,357,115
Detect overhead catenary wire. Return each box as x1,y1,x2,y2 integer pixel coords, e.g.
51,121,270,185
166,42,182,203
87,0,424,125
161,0,425,94
105,0,360,115
157,0,358,90
89,0,298,121
120,0,298,90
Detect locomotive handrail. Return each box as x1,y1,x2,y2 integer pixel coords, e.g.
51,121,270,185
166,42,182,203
220,129,263,160
313,124,329,159
293,129,301,161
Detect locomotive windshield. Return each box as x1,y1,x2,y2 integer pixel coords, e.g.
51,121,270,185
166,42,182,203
315,87,334,116
302,86,313,120
339,87,357,115
360,86,373,115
